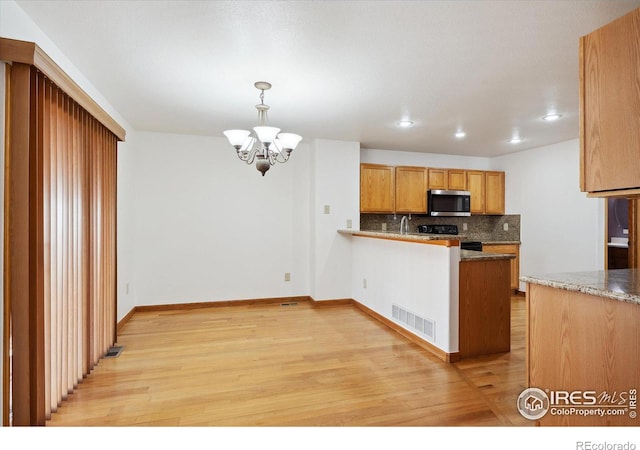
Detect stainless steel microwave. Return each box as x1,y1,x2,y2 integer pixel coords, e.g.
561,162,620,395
427,190,471,216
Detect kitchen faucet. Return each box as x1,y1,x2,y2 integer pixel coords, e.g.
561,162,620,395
400,215,409,235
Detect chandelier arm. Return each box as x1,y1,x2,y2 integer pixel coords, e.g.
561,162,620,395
237,147,259,165
273,151,289,164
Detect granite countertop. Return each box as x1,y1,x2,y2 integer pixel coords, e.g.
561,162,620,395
460,250,515,261
521,269,640,305
337,229,460,242
339,229,520,245
338,230,517,261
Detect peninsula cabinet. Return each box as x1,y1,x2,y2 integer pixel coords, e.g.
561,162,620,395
395,166,428,213
483,243,520,291
580,8,640,196
360,163,395,213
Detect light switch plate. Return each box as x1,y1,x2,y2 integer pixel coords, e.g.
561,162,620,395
503,223,509,231
323,205,330,214
346,219,353,229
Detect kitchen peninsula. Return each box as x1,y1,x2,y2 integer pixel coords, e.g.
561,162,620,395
522,269,640,426
339,230,514,362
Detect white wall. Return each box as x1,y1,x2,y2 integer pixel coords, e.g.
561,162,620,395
128,132,312,305
310,140,360,300
491,139,605,290
116,133,137,321
351,237,460,353
361,148,491,170
0,0,129,130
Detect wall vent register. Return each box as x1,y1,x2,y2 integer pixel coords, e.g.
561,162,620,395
392,304,435,340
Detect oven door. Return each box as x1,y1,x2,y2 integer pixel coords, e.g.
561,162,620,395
428,190,471,216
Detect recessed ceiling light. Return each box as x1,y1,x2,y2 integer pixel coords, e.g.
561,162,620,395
397,120,414,128
455,130,466,139
508,136,523,144
542,113,562,122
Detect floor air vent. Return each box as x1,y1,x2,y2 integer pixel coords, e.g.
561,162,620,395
392,304,435,340
104,346,124,358
280,302,298,307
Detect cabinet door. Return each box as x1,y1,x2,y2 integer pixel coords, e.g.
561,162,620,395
427,168,448,190
447,169,467,191
466,171,485,214
395,166,427,213
485,171,505,215
483,244,520,291
581,8,640,193
360,164,395,213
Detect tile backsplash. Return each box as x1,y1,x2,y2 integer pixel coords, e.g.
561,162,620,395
360,213,521,242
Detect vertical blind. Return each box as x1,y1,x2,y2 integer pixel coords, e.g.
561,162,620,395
32,68,117,421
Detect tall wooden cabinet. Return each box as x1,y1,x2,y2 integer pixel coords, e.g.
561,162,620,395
466,171,486,214
360,163,395,213
580,8,640,196
396,166,428,213
485,171,505,215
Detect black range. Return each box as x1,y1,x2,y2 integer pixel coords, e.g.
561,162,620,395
416,224,483,251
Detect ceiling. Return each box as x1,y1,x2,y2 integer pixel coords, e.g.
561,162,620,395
13,0,640,157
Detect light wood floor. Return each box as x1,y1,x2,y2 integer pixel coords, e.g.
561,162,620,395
46,297,532,426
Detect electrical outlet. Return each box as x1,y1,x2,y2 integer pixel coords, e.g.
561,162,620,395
346,219,353,229
323,205,330,214
284,272,291,282
624,229,629,235
503,223,509,231
462,223,468,231
381,223,387,231
363,278,367,288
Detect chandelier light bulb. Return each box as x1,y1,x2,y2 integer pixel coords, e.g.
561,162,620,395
253,126,281,144
223,129,251,149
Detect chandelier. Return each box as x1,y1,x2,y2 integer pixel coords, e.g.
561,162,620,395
223,81,302,176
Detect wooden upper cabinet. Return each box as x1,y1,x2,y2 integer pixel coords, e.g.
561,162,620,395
427,168,448,190
485,171,505,215
580,8,640,195
466,171,485,214
396,166,428,213
447,169,467,191
360,163,395,213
